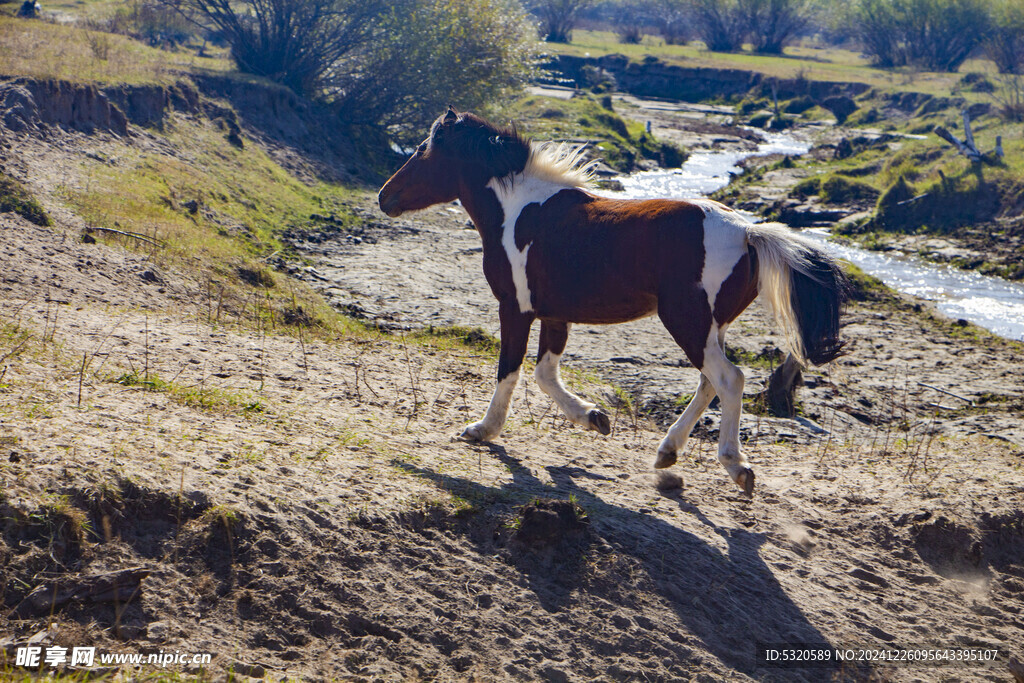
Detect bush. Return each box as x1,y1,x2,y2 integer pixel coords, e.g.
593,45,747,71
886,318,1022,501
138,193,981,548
334,0,538,144
690,0,747,51
527,0,593,42
174,0,537,145
986,0,1024,74
847,0,992,72
740,0,814,54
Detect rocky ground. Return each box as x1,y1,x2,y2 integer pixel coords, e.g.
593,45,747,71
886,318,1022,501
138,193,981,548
2,93,1023,682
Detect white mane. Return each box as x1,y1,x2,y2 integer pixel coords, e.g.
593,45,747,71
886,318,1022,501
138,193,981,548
522,142,597,188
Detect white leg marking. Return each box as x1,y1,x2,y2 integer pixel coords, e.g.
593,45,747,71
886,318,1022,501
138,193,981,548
534,349,595,427
655,324,730,466
462,370,520,441
487,175,572,314
657,373,716,460
699,325,749,483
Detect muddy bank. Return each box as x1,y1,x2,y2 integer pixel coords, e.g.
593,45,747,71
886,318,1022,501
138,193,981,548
544,54,870,103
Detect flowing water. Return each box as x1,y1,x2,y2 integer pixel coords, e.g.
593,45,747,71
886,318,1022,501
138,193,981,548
611,130,1024,340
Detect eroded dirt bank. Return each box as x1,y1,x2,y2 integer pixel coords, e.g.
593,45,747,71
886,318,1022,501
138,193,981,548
1,91,1023,682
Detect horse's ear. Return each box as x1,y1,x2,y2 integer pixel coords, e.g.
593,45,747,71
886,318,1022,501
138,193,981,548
443,106,458,124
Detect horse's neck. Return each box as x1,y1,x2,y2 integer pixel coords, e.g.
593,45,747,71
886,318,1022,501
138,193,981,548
459,179,506,242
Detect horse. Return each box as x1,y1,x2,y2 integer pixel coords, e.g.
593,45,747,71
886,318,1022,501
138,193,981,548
378,107,848,496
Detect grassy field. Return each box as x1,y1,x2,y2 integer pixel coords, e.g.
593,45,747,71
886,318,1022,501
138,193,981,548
547,29,1001,96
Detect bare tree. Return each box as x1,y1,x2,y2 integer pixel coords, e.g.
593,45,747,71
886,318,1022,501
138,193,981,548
164,0,383,96
605,0,652,43
986,0,1024,74
848,0,992,72
527,0,593,42
739,0,813,54
654,0,690,44
689,0,747,52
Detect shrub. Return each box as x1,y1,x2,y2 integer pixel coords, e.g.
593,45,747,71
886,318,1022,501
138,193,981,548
333,0,538,144
689,0,747,51
174,0,538,145
740,0,815,54
986,0,1024,74
819,175,879,203
847,0,992,72
526,0,593,43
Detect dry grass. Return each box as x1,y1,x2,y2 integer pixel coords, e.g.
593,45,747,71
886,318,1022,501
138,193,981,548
0,15,231,85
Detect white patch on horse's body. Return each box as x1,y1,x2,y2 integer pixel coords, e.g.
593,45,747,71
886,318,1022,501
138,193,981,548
462,369,520,441
487,143,594,315
691,199,750,315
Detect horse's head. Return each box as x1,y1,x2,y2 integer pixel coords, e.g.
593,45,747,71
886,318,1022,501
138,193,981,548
378,107,528,217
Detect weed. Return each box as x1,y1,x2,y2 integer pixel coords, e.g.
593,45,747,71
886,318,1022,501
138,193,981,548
0,172,51,226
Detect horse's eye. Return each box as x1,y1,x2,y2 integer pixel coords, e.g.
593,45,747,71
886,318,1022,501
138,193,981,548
417,143,427,154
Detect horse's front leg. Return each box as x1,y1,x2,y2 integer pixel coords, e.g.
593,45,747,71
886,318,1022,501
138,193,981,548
534,321,611,435
461,301,534,442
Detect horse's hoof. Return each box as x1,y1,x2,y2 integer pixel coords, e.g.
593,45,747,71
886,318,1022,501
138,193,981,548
587,409,611,435
654,449,677,469
737,467,755,497
460,422,493,442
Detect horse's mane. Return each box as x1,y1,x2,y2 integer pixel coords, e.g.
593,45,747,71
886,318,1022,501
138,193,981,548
522,142,597,188
447,113,595,190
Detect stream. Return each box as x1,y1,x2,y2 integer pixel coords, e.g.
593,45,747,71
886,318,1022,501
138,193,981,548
609,130,1024,341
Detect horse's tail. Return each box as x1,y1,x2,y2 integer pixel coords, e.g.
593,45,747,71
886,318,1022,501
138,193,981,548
745,222,849,366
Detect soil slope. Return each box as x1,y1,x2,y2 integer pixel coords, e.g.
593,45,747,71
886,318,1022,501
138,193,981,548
1,89,1023,683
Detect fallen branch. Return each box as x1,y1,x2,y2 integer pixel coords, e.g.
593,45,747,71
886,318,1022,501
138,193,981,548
917,382,974,406
934,125,981,162
84,227,165,248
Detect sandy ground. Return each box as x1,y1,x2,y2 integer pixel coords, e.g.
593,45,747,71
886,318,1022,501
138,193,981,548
2,98,1024,682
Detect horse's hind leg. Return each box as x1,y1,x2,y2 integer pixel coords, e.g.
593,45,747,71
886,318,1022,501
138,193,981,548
700,332,753,495
534,320,611,435
659,297,753,495
655,372,716,469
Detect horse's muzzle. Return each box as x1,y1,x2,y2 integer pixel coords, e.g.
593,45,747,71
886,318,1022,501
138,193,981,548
378,189,403,218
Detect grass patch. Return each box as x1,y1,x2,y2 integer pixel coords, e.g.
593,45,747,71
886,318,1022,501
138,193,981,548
843,262,897,303
0,171,51,225
115,370,264,414
724,345,783,369
791,174,880,204
507,94,686,172
411,325,500,354
545,29,998,97
0,15,231,85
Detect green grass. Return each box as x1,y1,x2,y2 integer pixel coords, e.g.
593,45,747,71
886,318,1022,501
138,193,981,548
411,325,500,354
546,29,999,97
114,370,264,414
506,93,685,171
0,171,50,225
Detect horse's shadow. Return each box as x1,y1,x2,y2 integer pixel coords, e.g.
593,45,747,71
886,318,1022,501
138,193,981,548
399,446,837,679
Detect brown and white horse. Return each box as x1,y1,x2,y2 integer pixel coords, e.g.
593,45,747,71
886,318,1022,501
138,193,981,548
378,107,848,496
